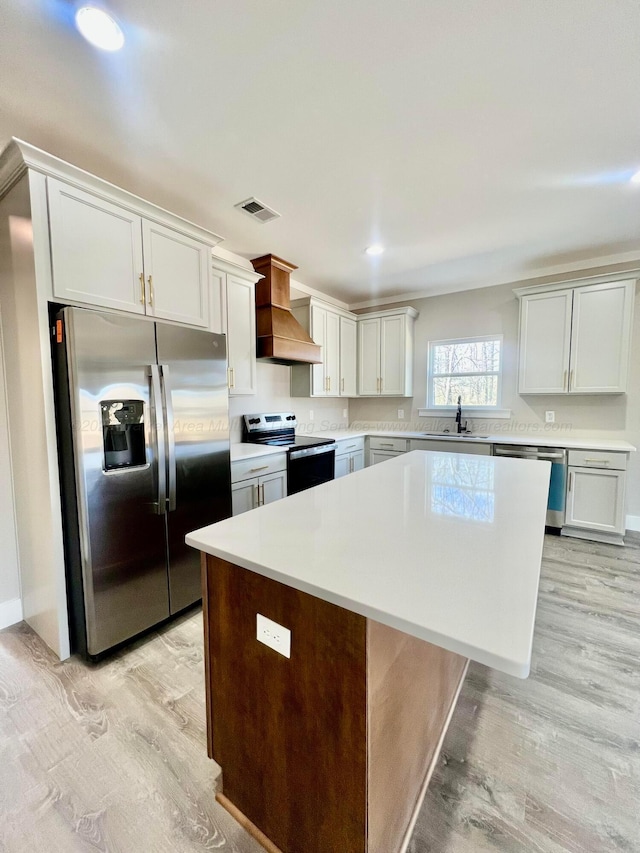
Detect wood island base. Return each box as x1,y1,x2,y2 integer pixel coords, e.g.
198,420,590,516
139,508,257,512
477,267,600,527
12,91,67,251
202,554,469,853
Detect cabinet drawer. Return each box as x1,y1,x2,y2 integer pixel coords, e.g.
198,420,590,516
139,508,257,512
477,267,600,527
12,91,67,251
369,437,408,452
567,450,627,471
335,437,365,455
231,453,287,483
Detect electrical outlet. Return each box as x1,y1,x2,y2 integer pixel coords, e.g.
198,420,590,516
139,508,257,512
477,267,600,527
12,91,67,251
398,409,405,419
343,408,348,419
309,409,314,421
257,614,291,658
545,411,555,423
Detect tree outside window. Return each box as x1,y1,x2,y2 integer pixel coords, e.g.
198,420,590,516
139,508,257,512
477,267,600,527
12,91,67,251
428,336,502,408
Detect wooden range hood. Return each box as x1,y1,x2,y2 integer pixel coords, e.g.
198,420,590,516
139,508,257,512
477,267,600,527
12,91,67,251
251,254,322,364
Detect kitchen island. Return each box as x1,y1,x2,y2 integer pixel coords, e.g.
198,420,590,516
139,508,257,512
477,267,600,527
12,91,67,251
186,450,551,853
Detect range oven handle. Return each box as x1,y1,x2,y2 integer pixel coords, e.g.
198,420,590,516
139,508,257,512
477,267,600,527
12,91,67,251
289,443,336,461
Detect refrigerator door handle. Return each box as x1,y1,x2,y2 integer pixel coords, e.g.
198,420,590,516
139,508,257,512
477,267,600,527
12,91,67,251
149,364,167,513
160,364,177,512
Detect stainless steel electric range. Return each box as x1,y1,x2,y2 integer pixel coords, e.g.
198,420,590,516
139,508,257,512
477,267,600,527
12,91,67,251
242,413,336,495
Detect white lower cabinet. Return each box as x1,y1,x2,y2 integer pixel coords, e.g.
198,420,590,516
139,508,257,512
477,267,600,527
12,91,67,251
368,437,408,466
409,439,492,455
563,449,628,544
231,454,287,515
334,438,365,478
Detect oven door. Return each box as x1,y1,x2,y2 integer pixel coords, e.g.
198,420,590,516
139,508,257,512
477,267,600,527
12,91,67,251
287,445,336,496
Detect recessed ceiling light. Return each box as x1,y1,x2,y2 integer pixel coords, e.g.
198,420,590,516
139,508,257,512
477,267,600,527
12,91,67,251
365,244,385,256
630,169,640,184
75,6,124,51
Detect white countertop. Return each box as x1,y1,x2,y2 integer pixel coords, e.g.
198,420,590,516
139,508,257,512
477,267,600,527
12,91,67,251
231,429,635,461
230,444,289,462
188,450,551,678
303,427,636,451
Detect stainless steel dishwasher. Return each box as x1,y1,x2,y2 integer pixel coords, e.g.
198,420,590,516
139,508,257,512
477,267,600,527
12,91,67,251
492,445,567,528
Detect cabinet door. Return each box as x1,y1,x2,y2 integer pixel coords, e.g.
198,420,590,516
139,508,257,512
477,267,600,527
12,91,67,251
340,316,357,397
518,290,573,394
358,318,380,395
380,315,406,395
310,305,327,396
335,454,350,479
369,449,401,466
47,177,145,314
232,480,258,515
565,467,626,534
260,471,287,505
569,281,635,393
324,310,340,396
210,266,227,335
227,274,257,396
141,220,210,327
350,449,365,473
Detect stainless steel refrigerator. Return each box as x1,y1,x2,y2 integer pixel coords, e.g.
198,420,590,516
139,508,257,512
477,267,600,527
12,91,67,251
53,306,231,659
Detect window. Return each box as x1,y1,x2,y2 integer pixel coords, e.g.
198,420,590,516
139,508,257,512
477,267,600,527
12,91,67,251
427,336,502,409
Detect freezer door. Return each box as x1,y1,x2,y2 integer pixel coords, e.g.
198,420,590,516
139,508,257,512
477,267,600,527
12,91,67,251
155,324,231,613
62,308,170,656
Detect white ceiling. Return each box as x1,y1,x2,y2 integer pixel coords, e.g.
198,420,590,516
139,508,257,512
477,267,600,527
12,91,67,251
1,0,639,305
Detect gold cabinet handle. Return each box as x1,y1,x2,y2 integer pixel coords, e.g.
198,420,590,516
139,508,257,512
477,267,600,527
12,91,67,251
249,465,269,473
254,484,259,507
147,274,154,306
139,273,145,305
260,483,265,505
228,366,235,389
568,471,573,491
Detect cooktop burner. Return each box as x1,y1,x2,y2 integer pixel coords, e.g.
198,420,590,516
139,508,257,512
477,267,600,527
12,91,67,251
242,412,334,450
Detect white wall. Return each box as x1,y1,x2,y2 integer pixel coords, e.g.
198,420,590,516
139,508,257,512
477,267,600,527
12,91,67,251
229,361,348,442
0,308,21,629
350,264,640,523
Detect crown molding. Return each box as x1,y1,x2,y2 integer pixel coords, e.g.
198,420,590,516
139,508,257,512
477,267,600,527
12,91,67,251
348,252,640,310
211,251,263,282
0,138,224,247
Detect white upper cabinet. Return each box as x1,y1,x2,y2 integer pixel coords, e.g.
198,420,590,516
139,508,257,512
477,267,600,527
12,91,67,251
225,272,257,396
46,172,221,329
48,178,145,315
357,307,418,397
141,220,210,327
516,278,636,395
518,289,573,394
290,298,358,397
570,282,635,393
340,316,357,397
357,317,380,396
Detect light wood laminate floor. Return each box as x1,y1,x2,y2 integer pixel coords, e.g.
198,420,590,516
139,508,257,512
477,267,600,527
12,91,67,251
1,533,639,853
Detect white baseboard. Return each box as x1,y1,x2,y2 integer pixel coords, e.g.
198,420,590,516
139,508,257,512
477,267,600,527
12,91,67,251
0,596,23,630
626,515,640,533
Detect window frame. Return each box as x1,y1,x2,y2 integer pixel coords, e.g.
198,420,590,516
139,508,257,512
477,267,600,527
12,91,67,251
426,334,504,412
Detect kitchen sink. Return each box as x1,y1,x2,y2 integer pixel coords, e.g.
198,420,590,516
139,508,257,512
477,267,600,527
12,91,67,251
421,432,490,439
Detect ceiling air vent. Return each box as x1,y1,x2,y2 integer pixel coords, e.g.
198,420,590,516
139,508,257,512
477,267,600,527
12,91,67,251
234,197,280,224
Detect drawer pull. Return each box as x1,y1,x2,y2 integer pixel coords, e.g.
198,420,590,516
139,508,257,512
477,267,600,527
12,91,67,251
249,465,269,473
380,443,394,447
346,443,357,449
583,458,610,465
